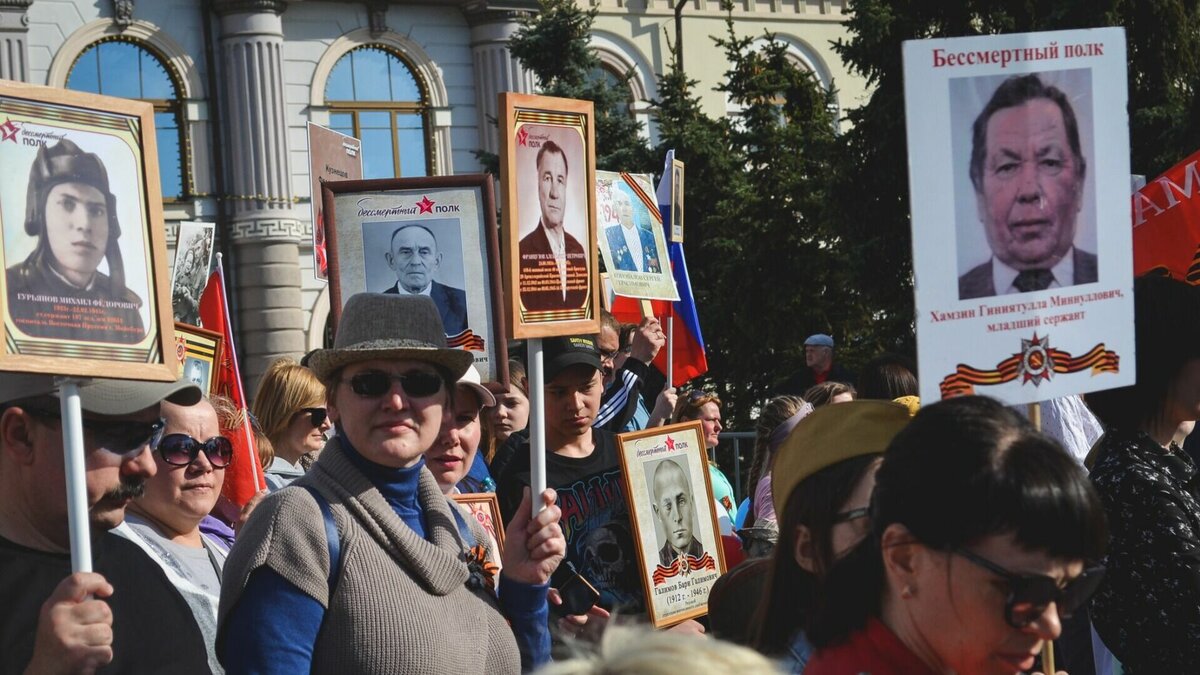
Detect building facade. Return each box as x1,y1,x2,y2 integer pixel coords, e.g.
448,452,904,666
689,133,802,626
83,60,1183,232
3,0,864,396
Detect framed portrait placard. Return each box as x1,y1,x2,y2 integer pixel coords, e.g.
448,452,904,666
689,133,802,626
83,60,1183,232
617,420,726,628
670,159,684,243
0,80,175,381
323,174,508,384
173,322,222,396
499,92,600,339
903,28,1134,405
307,122,362,282
170,222,215,326
450,492,505,556
595,171,678,301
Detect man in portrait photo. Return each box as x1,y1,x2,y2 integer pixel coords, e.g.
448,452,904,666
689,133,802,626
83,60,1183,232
651,458,705,569
605,188,660,274
382,223,468,336
671,165,683,238
518,139,589,312
5,138,145,344
959,73,1097,300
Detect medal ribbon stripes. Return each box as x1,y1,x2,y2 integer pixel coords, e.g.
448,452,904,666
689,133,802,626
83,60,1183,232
446,328,485,351
652,552,717,586
939,333,1119,398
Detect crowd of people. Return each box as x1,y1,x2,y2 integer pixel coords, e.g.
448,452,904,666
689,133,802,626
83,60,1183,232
2,275,1199,674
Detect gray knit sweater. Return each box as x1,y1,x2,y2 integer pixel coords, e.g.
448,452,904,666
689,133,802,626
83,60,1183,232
217,439,520,674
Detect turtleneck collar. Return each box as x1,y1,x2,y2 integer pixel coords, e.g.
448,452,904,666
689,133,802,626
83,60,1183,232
338,431,427,537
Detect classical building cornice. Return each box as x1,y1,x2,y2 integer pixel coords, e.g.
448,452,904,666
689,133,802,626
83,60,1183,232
212,0,288,16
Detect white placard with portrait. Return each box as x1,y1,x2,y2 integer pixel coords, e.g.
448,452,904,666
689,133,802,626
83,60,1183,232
904,28,1135,405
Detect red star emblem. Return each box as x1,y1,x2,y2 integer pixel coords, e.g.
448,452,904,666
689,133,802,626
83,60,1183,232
664,436,675,451
0,118,20,143
517,127,529,146
417,196,435,214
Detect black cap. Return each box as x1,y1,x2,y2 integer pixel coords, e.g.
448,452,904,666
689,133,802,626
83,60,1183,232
543,335,601,381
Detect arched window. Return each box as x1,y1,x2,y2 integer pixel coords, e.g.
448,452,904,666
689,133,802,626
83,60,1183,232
588,63,634,119
66,39,187,201
325,46,431,179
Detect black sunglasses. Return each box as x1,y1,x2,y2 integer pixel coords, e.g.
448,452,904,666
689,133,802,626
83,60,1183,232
344,370,443,399
156,433,234,468
295,407,327,428
25,407,165,456
953,547,1105,628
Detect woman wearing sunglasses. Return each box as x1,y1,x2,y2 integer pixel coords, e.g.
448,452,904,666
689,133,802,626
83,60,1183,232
252,356,331,490
671,390,737,528
804,396,1107,675
218,294,564,674
119,396,234,675
1083,275,1200,674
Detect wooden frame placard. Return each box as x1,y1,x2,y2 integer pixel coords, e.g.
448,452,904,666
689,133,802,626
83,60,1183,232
0,80,176,382
616,420,727,628
174,322,222,396
451,492,506,556
322,174,509,384
498,92,600,339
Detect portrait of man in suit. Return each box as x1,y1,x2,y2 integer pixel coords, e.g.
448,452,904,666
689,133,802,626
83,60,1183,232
604,188,660,274
382,223,468,336
650,458,705,569
518,139,589,312
958,73,1097,300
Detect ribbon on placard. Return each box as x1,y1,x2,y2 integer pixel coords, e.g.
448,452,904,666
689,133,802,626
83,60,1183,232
652,552,717,586
446,328,485,351
939,333,1119,398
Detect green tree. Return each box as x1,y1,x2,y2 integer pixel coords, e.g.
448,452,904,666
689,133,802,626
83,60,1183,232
830,0,1200,358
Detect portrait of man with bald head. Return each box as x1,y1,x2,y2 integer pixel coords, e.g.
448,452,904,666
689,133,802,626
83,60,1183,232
649,457,705,568
381,223,468,336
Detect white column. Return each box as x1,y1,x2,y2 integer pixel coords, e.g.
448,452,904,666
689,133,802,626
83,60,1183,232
467,6,536,156
0,0,31,82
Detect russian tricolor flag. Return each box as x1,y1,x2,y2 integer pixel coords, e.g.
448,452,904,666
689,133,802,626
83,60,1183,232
612,150,708,385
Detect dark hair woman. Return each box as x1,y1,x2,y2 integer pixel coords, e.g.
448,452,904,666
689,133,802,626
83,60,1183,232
804,396,1107,675
856,353,919,401
752,401,911,672
1083,274,1200,674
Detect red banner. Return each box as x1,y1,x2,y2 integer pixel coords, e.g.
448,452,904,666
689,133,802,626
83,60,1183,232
1133,149,1200,282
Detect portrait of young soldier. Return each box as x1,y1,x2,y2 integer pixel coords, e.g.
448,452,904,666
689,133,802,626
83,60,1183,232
5,138,146,343
381,223,468,336
518,138,589,313
649,458,705,568
958,73,1097,300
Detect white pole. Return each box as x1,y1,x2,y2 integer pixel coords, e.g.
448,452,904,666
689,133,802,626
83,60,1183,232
528,338,546,516
666,319,675,390
57,378,92,573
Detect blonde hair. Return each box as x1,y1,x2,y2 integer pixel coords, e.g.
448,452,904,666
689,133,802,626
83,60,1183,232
535,625,777,675
251,357,326,450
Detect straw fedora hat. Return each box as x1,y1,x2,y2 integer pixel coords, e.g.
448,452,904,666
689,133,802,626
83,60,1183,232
307,293,474,381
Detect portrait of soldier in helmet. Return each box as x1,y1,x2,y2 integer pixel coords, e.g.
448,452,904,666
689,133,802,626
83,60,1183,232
5,138,146,344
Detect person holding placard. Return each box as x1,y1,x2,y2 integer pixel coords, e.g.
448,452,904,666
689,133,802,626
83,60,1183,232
958,74,1097,299
6,138,146,344
0,375,210,674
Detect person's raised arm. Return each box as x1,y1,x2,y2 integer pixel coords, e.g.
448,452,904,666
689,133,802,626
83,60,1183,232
498,487,565,671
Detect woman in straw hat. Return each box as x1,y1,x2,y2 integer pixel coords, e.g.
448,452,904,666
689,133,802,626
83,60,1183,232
217,293,564,674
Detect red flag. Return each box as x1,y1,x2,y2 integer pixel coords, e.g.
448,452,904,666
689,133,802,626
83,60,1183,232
199,260,265,506
1133,149,1200,281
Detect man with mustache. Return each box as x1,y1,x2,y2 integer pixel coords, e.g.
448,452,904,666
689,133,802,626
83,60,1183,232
0,376,210,674
958,74,1097,300
6,138,146,343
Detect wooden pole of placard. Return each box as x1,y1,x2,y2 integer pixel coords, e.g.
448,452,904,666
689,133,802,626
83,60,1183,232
1028,401,1055,675
57,378,92,573
529,339,546,516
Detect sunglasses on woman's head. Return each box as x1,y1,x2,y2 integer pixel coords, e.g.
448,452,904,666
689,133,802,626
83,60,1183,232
156,433,234,468
953,547,1105,628
24,407,165,457
297,407,327,428
344,370,443,399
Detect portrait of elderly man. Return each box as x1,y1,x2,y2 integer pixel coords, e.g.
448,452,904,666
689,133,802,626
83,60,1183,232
958,73,1097,300
382,223,468,336
5,138,146,343
518,139,589,313
604,187,660,274
651,458,705,569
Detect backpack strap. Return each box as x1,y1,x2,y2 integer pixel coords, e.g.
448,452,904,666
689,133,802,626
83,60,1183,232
299,484,342,597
